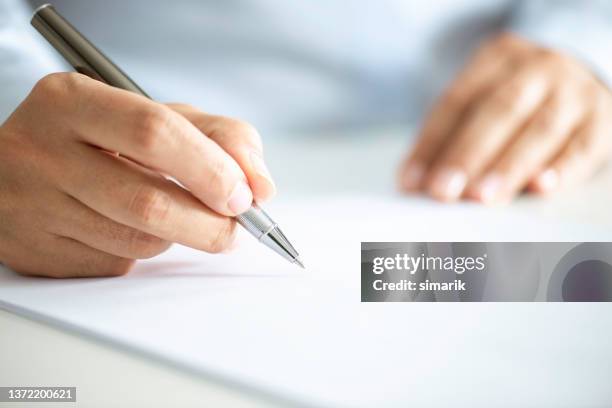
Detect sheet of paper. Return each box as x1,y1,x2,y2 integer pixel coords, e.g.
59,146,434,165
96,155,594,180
1,196,611,407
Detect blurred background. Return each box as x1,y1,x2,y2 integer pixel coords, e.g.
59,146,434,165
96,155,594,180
3,0,561,133
2,0,612,210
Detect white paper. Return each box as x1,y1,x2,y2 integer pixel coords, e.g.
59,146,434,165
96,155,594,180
1,196,611,407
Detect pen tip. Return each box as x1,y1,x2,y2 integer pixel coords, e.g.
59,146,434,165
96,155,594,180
295,257,305,269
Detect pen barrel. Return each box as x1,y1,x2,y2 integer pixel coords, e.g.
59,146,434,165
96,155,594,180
237,206,300,263
236,205,276,239
31,4,149,97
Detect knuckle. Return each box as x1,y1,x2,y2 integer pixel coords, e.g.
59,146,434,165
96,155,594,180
171,103,197,112
206,219,237,253
132,106,172,153
574,132,597,156
535,49,559,65
126,229,171,259
128,186,172,231
536,48,568,67
229,119,257,135
32,72,85,100
535,49,575,74
487,86,519,115
227,119,263,149
530,106,557,135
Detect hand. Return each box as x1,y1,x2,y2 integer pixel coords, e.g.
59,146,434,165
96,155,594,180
399,33,612,203
0,73,275,277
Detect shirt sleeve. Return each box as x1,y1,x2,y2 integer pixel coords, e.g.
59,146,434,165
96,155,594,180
508,0,612,87
0,0,67,122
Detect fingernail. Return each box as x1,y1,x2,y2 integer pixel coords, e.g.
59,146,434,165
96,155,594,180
429,167,467,201
535,168,559,192
250,151,276,191
402,162,425,190
475,174,503,204
227,180,253,214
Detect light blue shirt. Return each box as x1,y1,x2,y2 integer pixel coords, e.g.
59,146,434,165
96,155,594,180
2,0,612,134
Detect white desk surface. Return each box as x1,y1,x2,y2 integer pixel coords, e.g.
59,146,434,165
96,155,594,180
2,128,612,408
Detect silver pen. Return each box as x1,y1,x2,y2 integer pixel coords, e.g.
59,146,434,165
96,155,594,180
31,4,304,268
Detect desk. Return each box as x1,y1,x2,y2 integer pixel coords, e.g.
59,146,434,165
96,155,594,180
2,128,612,407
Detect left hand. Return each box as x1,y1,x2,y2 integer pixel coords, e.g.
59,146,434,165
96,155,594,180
398,33,612,204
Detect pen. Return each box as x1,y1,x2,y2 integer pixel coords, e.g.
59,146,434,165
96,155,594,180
31,4,304,268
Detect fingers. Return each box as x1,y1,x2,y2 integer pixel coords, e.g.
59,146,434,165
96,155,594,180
466,90,585,203
529,108,612,194
400,34,526,190
167,104,276,203
5,234,135,278
32,73,252,216
58,145,237,254
397,34,612,204
424,64,550,201
49,192,172,259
